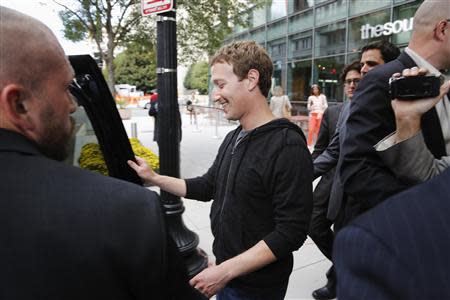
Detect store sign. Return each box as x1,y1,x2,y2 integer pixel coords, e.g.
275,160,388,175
361,17,414,39
141,0,173,16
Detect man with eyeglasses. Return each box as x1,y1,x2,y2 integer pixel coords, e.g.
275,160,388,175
310,40,400,300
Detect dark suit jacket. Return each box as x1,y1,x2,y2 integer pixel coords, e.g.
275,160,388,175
334,168,450,300
311,104,343,209
0,129,203,300
314,101,351,220
340,51,446,214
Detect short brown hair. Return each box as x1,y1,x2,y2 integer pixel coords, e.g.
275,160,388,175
340,61,361,83
210,41,273,97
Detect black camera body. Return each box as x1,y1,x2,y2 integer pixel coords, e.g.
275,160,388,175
389,75,441,100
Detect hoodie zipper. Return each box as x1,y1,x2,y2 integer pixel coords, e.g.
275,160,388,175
217,135,246,259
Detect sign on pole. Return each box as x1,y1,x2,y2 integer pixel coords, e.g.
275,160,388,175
141,0,174,16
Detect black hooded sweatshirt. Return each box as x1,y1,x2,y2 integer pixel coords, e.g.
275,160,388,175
185,118,313,295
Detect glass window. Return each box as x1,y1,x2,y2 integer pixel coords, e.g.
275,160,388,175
312,55,345,102
252,6,266,28
70,107,99,168
268,0,287,21
346,52,361,64
288,0,314,14
315,21,346,57
348,10,390,53
267,20,286,40
315,0,347,27
289,30,313,59
268,39,287,60
288,9,313,34
287,60,312,114
272,59,285,91
315,0,330,4
234,33,251,41
350,0,390,16
250,28,266,44
394,0,422,4
392,2,422,45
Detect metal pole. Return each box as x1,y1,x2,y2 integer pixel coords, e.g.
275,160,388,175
156,1,207,278
212,109,221,139
130,122,137,138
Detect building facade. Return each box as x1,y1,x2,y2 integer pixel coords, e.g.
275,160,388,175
223,0,423,113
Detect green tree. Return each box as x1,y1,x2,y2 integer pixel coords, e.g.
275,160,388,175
55,0,144,92
115,41,157,93
184,61,209,94
55,0,263,90
177,0,264,64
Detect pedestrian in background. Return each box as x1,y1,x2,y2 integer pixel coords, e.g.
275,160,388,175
307,84,328,146
309,61,361,300
270,85,292,119
187,91,198,125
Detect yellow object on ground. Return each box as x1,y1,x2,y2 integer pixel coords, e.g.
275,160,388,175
79,139,159,176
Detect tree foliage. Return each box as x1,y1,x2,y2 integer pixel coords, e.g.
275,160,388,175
55,0,144,92
56,0,263,90
184,61,209,94
115,41,157,93
176,0,264,64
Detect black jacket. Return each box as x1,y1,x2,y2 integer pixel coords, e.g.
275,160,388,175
311,104,343,211
335,168,450,299
0,129,204,300
185,118,313,294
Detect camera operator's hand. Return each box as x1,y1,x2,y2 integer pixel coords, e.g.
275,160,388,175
391,67,450,143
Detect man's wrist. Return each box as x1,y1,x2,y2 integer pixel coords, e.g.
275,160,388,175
218,259,238,282
395,116,421,143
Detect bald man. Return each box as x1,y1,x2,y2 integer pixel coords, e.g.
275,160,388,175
0,7,203,300
339,0,450,220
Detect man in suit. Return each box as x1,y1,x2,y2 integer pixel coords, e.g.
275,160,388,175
309,62,358,300
310,40,400,300
0,7,203,300
334,167,450,299
339,0,450,219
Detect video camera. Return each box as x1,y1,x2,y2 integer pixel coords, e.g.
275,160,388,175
389,75,442,100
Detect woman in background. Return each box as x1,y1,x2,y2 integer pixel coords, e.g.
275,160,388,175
270,86,292,119
307,84,328,146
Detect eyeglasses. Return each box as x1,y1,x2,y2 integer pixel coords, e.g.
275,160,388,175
344,78,361,85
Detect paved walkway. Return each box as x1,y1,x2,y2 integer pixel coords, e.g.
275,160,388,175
122,109,332,300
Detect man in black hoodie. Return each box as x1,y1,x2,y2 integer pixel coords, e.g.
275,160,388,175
129,40,313,299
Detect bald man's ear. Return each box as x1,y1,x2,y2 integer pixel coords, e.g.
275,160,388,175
0,84,35,131
435,20,449,41
246,69,260,92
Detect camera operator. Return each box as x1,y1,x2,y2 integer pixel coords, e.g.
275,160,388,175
375,67,450,184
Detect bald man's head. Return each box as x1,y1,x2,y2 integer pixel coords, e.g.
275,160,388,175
0,7,77,161
0,7,67,94
412,0,450,38
409,0,450,69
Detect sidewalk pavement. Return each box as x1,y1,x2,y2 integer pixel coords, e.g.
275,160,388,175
123,109,332,300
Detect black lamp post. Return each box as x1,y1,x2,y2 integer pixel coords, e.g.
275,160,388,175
156,1,208,277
